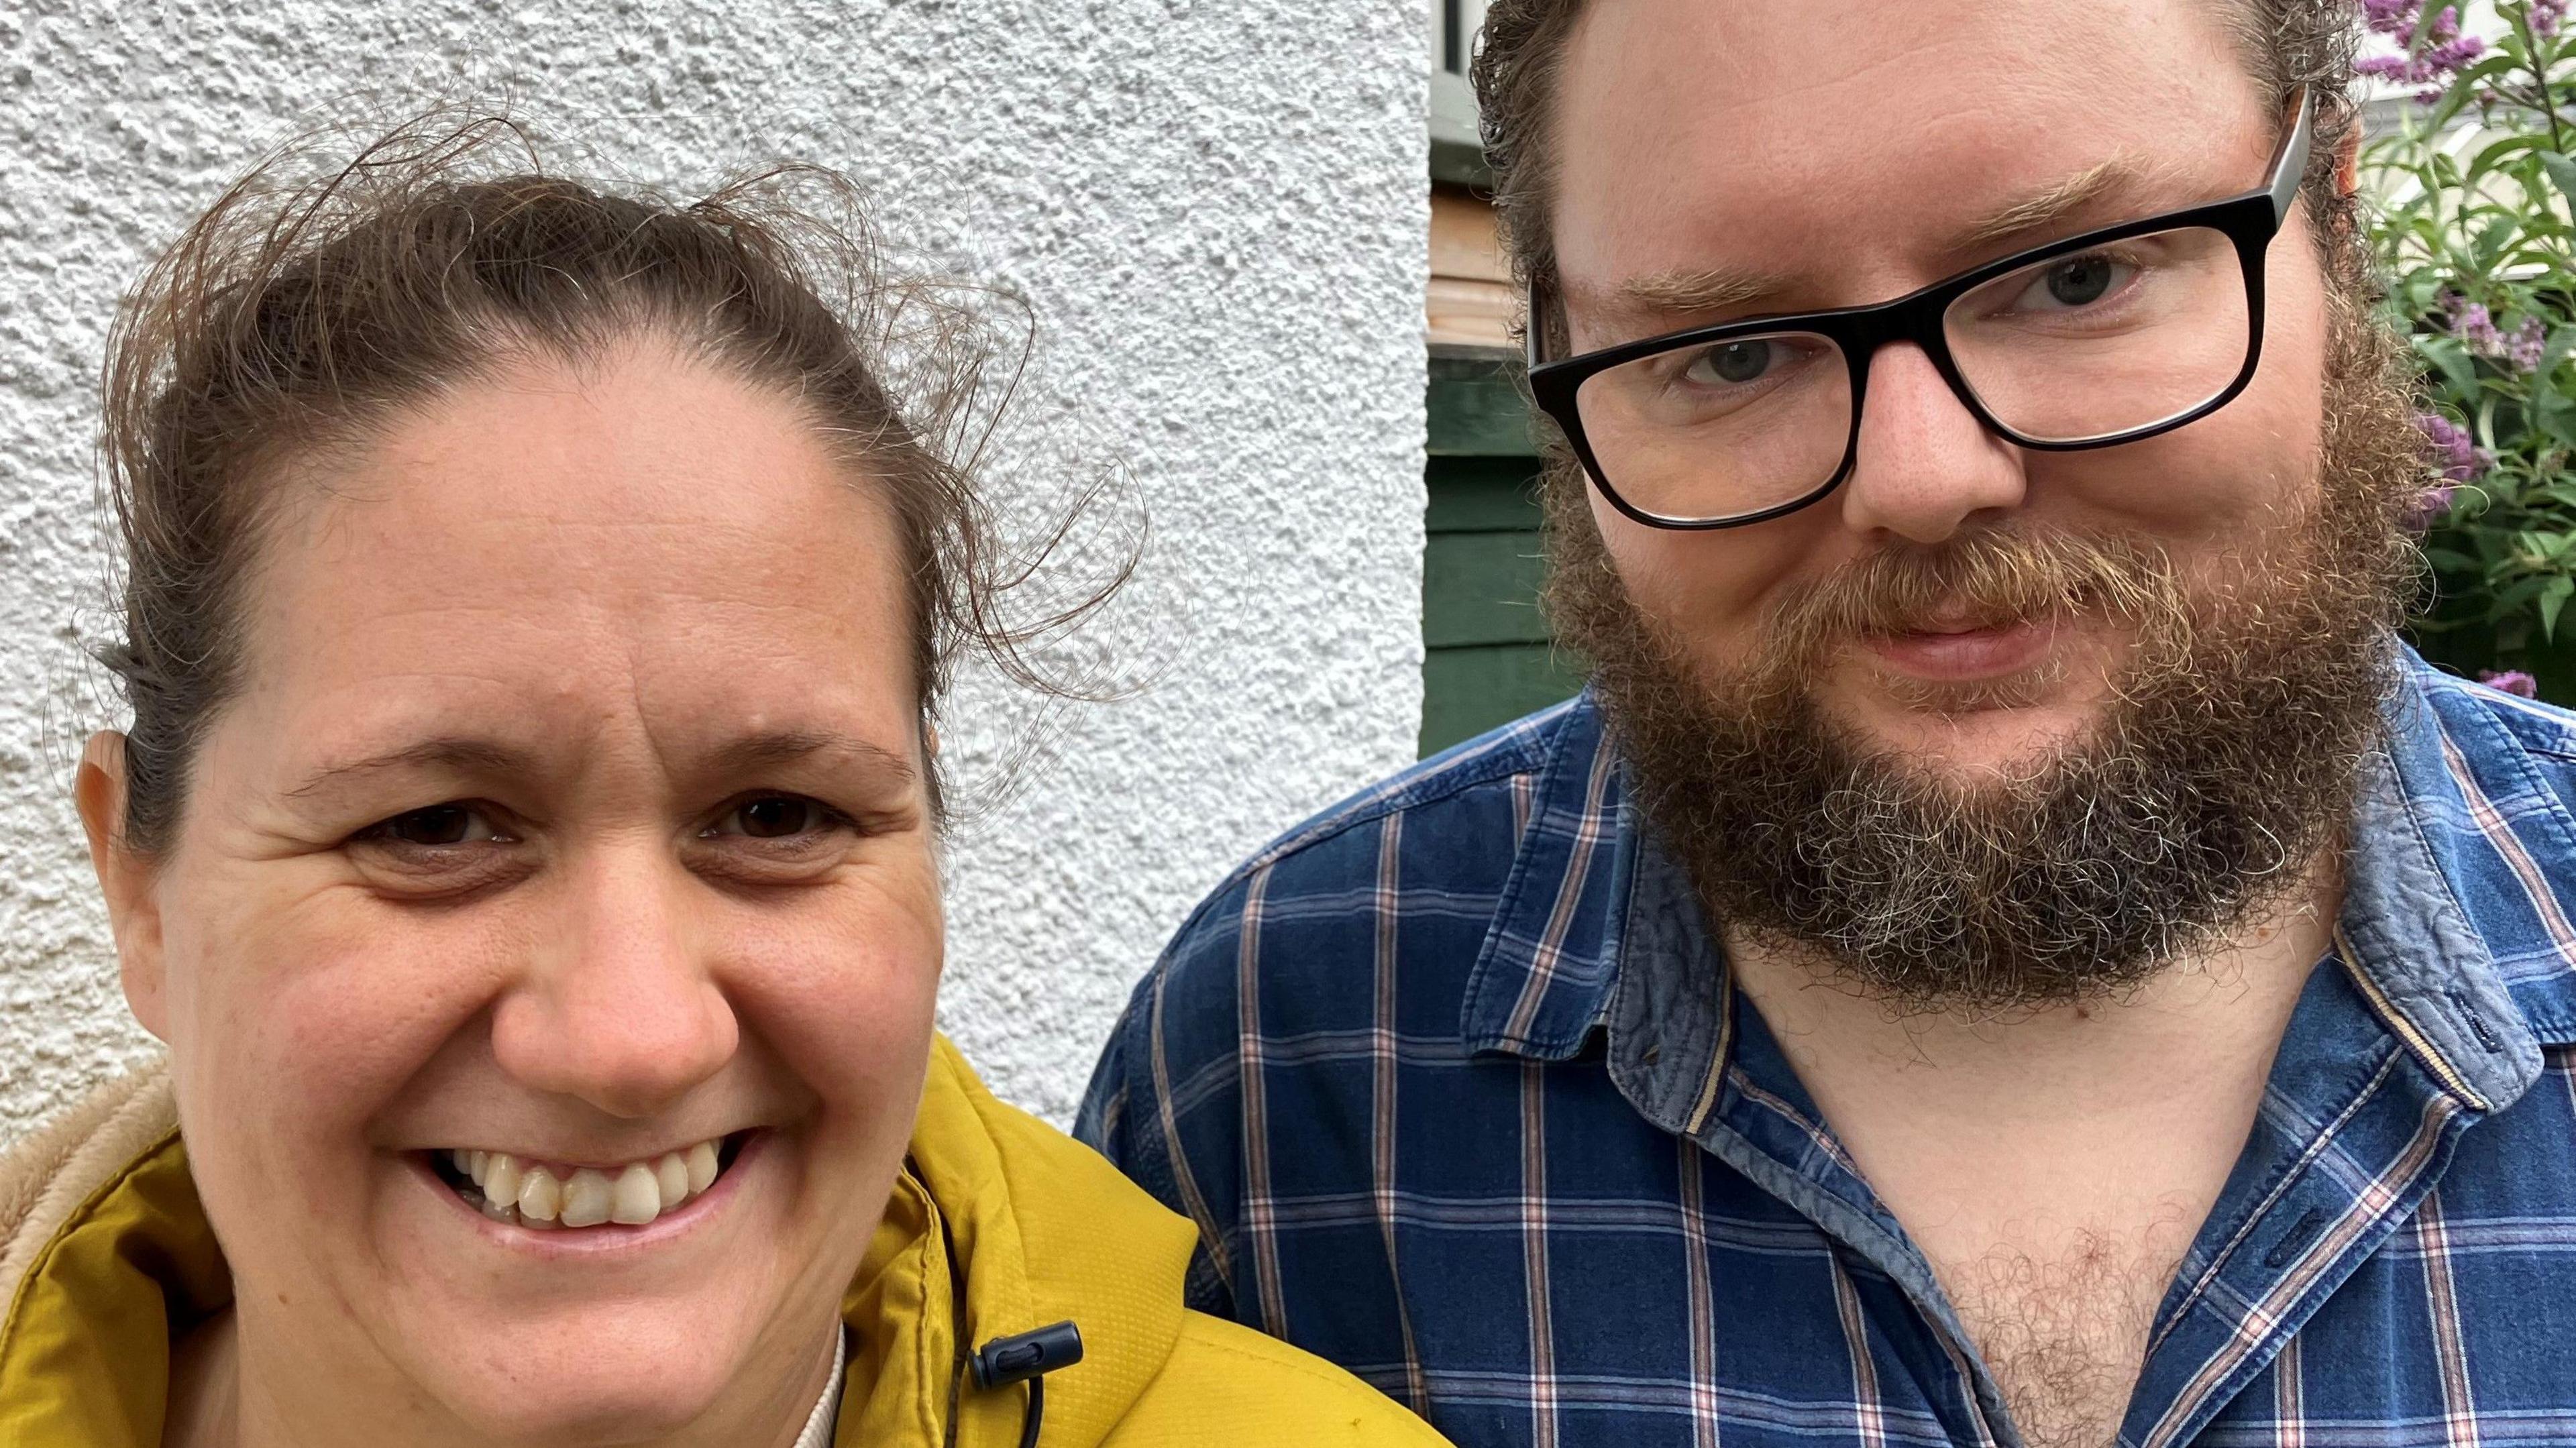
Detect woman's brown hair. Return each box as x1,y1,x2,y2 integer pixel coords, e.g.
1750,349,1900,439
97,114,1121,852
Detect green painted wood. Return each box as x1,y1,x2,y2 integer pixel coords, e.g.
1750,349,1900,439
1425,532,1552,647
1426,455,1548,533
1427,355,1541,457
1419,643,1587,755
1421,351,1578,756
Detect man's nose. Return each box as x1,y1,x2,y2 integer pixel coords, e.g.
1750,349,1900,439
1837,341,2029,544
490,844,739,1119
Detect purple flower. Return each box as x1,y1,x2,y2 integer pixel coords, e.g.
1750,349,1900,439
2508,317,2550,372
2406,482,2461,531
2451,300,2507,353
2357,3,2487,81
2363,0,2422,36
2481,669,2541,698
2534,0,2567,38
2449,302,2551,370
2416,410,2492,484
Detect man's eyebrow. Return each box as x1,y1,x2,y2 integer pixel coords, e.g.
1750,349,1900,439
1950,157,2183,252
1599,158,2190,327
706,728,917,783
286,738,535,799
1613,265,1787,317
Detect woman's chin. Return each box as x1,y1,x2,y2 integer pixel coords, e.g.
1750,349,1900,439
390,1299,766,1443
345,1144,809,1442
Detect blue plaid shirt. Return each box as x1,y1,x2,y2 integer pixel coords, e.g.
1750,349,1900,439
1076,649,2576,1448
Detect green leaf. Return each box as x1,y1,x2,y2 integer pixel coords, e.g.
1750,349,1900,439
2538,390,2576,450
2475,217,2522,270
2493,574,2553,622
2418,335,2484,402
2469,132,2551,186
2542,152,2576,214
2429,54,2524,130
2540,576,2573,642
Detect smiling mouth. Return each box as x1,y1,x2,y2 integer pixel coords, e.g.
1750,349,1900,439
427,1133,749,1230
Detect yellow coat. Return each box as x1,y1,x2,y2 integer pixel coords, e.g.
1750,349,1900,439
0,1036,1451,1447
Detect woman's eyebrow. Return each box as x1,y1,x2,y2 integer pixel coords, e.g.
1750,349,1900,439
706,728,917,784
285,738,534,799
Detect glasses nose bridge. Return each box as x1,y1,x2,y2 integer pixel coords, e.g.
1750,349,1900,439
1843,286,1985,420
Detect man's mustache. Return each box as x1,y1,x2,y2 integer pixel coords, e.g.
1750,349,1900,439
1762,527,2186,663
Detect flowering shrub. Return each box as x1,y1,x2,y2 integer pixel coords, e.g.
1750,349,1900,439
2369,0,2576,695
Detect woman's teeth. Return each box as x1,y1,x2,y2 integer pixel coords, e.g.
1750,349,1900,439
444,1139,725,1230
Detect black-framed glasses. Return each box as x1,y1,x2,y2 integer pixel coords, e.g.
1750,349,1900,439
1526,88,2316,531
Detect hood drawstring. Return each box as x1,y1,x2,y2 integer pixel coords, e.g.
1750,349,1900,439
925,1159,1086,1448
973,1322,1086,1448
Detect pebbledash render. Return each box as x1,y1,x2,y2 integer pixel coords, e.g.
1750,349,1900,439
0,0,1430,1141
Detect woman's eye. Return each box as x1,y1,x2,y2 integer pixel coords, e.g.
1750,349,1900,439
1683,339,1775,386
710,795,841,841
360,803,507,848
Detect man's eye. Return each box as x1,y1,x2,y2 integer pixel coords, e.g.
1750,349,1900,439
2021,254,2135,311
362,803,506,848
1683,339,1774,386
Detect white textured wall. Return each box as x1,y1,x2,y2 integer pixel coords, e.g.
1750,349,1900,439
0,2,1428,1139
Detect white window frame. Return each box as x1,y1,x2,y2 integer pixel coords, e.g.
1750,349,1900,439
1430,0,1491,182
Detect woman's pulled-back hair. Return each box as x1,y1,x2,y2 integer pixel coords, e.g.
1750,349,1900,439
99,114,1114,852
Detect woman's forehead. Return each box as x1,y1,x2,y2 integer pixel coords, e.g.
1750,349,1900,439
227,344,920,770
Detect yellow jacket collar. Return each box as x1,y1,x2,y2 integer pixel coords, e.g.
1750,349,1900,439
0,1038,1199,1448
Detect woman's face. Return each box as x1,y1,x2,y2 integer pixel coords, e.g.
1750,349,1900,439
84,339,941,1442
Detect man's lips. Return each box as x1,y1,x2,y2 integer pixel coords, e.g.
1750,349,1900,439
1862,616,2057,681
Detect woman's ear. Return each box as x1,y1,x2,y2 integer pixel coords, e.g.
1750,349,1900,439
2336,123,2363,201
75,732,170,1041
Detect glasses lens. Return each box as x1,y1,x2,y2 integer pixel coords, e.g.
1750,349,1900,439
1945,225,2251,445
1574,331,1852,523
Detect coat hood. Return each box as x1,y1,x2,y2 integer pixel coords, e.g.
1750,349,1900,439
0,1038,1433,1448
843,1036,1202,1446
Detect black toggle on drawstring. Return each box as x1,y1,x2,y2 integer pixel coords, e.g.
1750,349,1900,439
971,1321,1085,1448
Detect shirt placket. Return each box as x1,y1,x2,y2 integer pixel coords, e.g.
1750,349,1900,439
1606,839,2015,1445
2114,949,2491,1447
1686,989,2019,1448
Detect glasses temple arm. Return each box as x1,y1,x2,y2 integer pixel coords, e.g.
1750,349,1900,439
1525,273,1549,370
2268,86,2318,227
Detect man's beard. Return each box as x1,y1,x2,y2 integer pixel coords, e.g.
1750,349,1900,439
1548,293,2430,1011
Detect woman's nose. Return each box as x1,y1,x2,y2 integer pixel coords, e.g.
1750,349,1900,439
489,845,739,1120
1837,341,2030,544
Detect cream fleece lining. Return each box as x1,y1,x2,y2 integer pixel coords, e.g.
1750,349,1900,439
791,1327,849,1448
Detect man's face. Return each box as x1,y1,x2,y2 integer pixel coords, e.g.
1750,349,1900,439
1542,0,2424,1001
1550,0,2333,778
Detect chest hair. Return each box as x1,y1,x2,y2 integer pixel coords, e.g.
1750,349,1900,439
1943,1228,2188,1448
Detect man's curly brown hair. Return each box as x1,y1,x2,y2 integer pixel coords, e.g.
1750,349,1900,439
1469,1,2375,306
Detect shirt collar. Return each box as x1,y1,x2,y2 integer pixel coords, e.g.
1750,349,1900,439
1458,690,1635,1058
2344,655,2576,1097
1464,654,2576,1111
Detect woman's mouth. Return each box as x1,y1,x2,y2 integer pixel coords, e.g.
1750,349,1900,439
425,1133,751,1231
